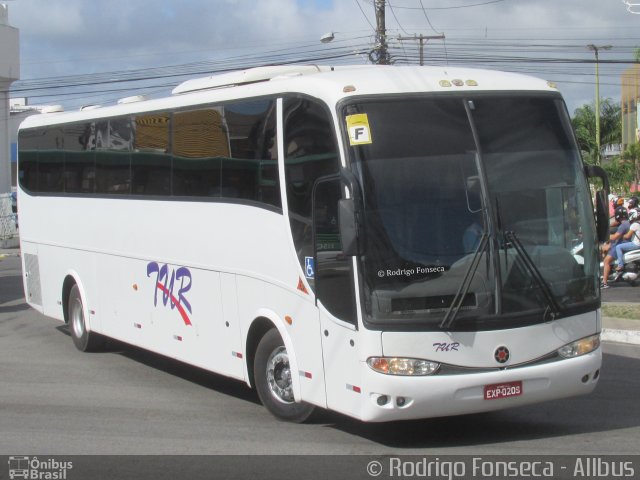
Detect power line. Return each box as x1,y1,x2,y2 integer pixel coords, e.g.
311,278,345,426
7,29,635,110
381,0,507,10
419,0,445,35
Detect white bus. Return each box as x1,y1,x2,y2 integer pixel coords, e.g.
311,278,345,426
18,64,610,422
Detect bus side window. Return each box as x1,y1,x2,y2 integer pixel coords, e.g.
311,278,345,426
283,97,340,270
96,117,132,195
283,97,357,324
38,127,65,193
17,128,40,192
132,113,171,196
171,100,280,209
313,178,358,324
65,122,96,194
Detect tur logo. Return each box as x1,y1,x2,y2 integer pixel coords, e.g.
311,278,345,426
147,262,193,326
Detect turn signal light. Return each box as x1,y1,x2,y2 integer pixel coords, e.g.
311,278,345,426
367,357,440,376
558,334,601,359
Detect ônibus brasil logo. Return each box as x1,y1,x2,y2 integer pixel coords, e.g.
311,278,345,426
8,456,73,480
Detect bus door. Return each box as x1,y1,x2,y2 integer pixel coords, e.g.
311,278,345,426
312,178,363,417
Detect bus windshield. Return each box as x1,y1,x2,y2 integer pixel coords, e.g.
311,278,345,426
343,94,599,331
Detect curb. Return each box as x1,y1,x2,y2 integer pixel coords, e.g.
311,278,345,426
601,328,640,345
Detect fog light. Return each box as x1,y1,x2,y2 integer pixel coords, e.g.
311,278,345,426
594,369,600,380
581,374,589,383
377,395,389,406
396,396,406,407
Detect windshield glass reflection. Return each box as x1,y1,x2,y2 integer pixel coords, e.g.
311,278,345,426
344,95,599,330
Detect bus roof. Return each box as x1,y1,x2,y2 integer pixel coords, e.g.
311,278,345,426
19,64,559,129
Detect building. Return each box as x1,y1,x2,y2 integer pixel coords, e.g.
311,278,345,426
0,3,19,246
0,2,20,194
621,64,640,149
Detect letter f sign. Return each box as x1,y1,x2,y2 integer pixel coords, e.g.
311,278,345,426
346,113,373,145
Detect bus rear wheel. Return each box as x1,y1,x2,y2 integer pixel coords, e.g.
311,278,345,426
68,284,103,352
254,328,314,423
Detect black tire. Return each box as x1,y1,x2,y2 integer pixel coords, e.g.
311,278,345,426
68,284,104,352
253,328,315,423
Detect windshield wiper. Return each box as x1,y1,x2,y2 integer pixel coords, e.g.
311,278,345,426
504,230,562,319
440,233,489,330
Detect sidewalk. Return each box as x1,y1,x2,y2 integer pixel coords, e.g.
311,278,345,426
601,315,640,345
1,243,639,345
0,243,19,259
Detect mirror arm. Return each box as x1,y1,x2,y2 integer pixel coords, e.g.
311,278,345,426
584,165,610,197
340,167,362,205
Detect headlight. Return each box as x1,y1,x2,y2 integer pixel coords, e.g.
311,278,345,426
558,334,601,359
367,357,440,376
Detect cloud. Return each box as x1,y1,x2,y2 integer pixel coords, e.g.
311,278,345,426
6,0,638,113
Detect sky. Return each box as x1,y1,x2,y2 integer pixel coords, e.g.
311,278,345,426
4,0,640,115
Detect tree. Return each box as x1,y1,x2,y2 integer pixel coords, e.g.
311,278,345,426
602,157,634,194
572,99,621,165
572,103,597,164
621,143,640,187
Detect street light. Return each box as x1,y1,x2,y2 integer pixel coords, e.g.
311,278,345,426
588,44,612,164
320,31,335,44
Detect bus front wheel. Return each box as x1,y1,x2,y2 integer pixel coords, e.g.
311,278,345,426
254,328,314,423
68,284,104,352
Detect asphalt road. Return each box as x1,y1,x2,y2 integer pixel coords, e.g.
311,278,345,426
1,254,640,464
602,278,640,303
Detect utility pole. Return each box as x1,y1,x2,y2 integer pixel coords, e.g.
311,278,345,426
397,34,445,66
371,0,390,65
587,44,612,164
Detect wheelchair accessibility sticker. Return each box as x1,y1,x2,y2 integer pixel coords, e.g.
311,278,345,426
305,257,315,279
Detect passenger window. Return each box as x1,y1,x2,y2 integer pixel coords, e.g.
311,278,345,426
172,100,280,208
172,108,227,197
132,113,171,195
17,128,40,192
65,122,96,193
96,118,131,194
224,100,280,207
38,127,65,193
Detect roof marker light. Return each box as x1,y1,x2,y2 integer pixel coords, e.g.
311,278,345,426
439,80,452,87
343,85,356,93
466,79,478,86
452,79,464,87
42,105,64,114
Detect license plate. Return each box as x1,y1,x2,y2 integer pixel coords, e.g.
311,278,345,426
484,380,523,400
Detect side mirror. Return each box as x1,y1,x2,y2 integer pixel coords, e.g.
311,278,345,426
584,165,610,243
338,198,359,256
595,190,610,243
312,169,363,258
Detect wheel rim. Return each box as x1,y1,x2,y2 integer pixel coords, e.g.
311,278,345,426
266,346,294,404
70,296,85,338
